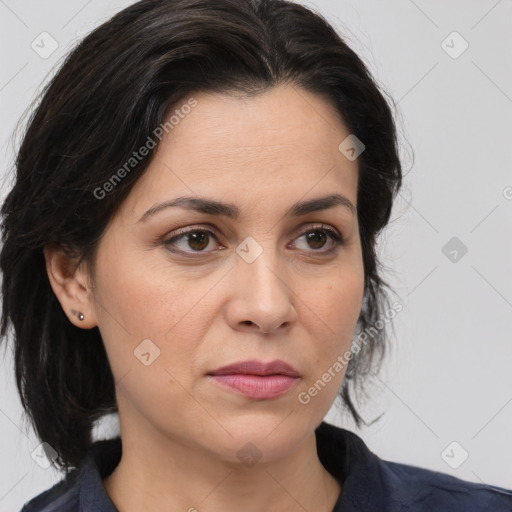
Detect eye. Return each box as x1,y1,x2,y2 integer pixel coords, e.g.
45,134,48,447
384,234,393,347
163,228,220,254
162,223,344,256
291,224,344,253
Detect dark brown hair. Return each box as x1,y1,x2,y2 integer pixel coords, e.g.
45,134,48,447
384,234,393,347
0,0,404,472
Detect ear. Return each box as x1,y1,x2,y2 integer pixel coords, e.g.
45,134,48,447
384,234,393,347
43,244,98,329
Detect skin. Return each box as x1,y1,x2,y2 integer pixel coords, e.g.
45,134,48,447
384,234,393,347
45,84,364,512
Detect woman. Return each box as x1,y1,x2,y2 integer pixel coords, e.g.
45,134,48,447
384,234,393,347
1,0,511,510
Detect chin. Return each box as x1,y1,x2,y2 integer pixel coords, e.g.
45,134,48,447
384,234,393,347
211,413,311,464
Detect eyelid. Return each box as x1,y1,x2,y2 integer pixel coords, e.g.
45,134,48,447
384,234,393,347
291,222,342,240
165,224,220,240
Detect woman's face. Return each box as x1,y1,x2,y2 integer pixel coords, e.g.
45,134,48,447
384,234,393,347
84,84,364,462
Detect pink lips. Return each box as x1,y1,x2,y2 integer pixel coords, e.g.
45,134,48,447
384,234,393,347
207,359,300,399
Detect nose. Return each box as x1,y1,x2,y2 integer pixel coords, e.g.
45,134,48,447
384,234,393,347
224,245,297,335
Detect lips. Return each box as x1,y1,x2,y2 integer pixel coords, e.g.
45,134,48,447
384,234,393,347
207,359,301,399
208,359,300,378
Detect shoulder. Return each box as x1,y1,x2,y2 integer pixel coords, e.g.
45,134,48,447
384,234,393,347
18,437,121,512
19,470,80,511
315,421,512,512
379,458,512,511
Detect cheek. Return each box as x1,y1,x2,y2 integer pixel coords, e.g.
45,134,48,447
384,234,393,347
91,245,222,389
306,261,364,342
298,259,364,393
92,242,194,337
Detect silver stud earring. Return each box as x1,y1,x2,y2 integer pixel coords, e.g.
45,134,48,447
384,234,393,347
71,309,84,321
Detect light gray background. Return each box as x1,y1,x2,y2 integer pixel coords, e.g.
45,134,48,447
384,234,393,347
1,0,511,510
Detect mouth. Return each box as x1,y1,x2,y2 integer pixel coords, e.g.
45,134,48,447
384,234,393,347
208,359,300,377
207,359,301,399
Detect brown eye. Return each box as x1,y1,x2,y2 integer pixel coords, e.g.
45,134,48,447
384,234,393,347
293,225,344,253
162,224,344,257
305,230,328,250
185,231,211,251
164,229,219,254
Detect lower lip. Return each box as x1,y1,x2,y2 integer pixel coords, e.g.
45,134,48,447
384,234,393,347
207,374,299,399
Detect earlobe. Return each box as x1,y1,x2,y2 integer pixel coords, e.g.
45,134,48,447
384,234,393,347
43,244,98,329
70,309,85,321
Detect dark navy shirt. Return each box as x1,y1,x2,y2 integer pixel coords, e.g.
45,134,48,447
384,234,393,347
20,421,512,511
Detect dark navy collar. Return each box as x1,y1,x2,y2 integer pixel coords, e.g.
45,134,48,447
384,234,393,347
77,436,121,511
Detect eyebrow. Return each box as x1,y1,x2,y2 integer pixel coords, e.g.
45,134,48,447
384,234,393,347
137,193,356,223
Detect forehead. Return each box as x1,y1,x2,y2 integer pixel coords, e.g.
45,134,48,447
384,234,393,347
165,85,353,165
123,85,359,218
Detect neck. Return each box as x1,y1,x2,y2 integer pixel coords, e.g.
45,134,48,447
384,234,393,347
103,422,341,512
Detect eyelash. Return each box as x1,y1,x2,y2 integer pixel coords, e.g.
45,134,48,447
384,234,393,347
161,223,345,257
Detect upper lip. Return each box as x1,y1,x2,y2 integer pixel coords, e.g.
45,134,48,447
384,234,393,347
208,359,300,377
